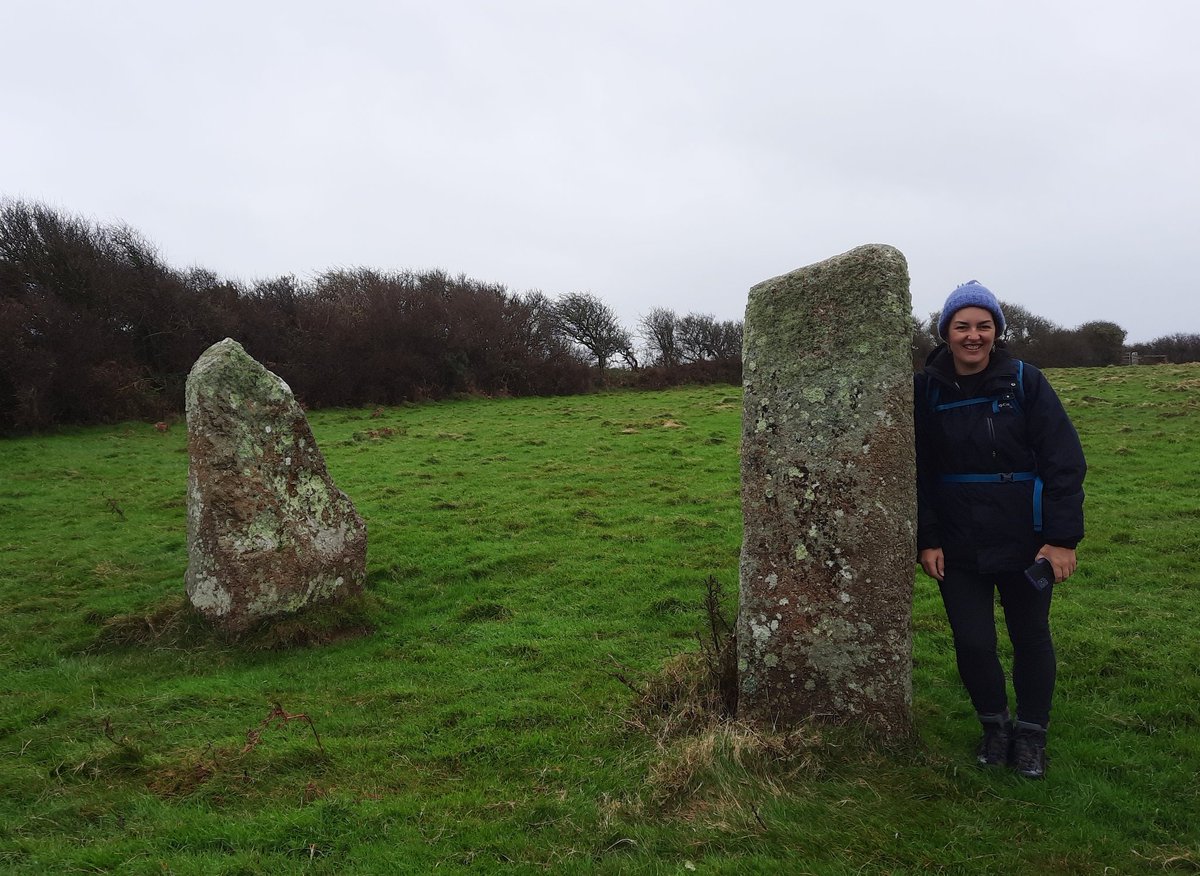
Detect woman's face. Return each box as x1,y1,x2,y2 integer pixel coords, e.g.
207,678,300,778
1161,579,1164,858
946,306,996,375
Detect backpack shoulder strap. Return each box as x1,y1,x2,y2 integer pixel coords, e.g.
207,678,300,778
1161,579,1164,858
1012,359,1026,411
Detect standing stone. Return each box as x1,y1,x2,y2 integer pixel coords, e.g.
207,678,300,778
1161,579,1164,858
737,245,914,729
185,339,366,635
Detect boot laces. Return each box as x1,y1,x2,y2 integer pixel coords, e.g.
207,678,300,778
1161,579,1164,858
977,721,1010,764
1012,727,1046,773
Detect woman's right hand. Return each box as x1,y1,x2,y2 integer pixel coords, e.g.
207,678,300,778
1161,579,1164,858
919,547,945,581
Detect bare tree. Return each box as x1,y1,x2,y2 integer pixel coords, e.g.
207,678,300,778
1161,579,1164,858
714,318,743,360
552,292,633,371
1140,332,1200,363
677,313,742,362
517,290,570,359
911,314,937,369
639,306,681,366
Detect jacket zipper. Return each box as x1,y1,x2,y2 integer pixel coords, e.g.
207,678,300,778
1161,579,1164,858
987,416,996,459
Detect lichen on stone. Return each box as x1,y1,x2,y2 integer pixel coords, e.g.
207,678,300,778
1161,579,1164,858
737,245,915,730
184,338,367,637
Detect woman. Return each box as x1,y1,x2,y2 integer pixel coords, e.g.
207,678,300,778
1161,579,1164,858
914,281,1086,779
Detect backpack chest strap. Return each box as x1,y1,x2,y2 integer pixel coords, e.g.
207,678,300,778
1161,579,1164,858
934,396,1002,413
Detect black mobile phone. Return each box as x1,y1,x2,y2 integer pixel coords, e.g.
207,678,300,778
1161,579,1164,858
1024,558,1054,591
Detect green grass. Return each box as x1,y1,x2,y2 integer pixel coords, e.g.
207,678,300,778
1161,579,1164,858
1,369,1198,874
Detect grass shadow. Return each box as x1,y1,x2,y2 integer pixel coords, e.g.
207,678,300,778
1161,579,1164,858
86,593,378,653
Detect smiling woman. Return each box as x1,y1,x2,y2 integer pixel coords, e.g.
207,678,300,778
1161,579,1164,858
944,305,997,376
936,282,1004,376
914,280,1087,780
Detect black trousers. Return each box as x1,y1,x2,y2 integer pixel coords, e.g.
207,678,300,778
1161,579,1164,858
937,566,1056,727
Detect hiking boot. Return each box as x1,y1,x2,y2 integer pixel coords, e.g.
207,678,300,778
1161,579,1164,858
1009,721,1048,779
975,712,1012,766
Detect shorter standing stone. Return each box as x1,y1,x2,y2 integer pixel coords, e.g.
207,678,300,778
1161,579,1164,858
185,339,366,635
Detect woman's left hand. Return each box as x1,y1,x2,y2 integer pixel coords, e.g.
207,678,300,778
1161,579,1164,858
1037,545,1078,584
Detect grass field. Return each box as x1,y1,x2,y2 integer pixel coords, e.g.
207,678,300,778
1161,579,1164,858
1,364,1198,874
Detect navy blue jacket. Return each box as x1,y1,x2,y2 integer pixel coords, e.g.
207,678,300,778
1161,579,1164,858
915,345,1086,573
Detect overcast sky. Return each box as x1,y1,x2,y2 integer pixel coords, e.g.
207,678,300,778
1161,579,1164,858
3,1,1196,343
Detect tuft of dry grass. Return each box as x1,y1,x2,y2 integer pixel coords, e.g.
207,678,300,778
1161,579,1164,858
614,575,922,829
616,610,824,822
87,596,210,651
609,645,830,833
1131,844,1200,872
624,651,729,740
645,723,824,813
617,577,738,742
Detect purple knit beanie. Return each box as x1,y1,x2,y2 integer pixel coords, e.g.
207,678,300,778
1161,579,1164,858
938,281,1005,340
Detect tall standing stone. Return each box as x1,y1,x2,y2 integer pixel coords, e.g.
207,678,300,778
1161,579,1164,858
185,339,366,635
737,245,914,729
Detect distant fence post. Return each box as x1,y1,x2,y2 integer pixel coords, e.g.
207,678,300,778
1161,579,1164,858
1124,352,1168,366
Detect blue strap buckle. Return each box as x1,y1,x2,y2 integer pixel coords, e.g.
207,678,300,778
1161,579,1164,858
940,471,1034,484
940,471,1044,532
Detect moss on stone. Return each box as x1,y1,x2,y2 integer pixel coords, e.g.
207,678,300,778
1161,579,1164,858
184,338,367,637
737,245,915,731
